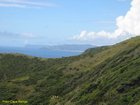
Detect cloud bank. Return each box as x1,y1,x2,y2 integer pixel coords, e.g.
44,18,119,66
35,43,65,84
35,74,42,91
73,0,140,43
0,0,56,8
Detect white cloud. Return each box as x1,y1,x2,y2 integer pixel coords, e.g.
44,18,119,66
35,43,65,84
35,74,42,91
20,32,36,38
0,3,26,8
72,0,140,42
0,31,36,39
0,0,56,8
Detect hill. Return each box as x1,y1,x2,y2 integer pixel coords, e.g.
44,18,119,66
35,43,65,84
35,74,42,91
0,36,140,105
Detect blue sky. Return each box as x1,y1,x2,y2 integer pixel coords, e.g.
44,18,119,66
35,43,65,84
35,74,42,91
0,0,134,47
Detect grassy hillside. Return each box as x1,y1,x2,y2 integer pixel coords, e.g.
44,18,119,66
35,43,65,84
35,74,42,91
0,36,140,105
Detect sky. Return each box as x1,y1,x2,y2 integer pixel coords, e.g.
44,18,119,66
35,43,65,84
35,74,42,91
0,0,139,47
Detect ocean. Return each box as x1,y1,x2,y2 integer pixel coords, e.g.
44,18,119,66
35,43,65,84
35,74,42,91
0,47,82,58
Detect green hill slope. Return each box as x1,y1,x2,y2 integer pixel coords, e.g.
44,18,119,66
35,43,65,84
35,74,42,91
0,36,140,105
